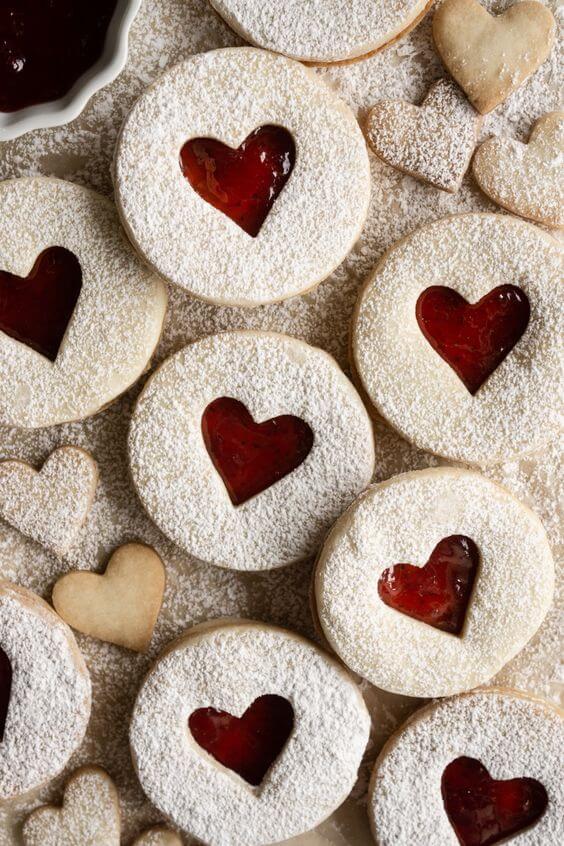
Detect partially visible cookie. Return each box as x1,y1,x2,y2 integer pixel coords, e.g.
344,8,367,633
433,0,556,114
473,111,564,229
366,79,480,192
23,766,120,846
133,826,182,846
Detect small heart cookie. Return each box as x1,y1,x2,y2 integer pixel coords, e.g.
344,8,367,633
133,827,182,846
52,543,165,652
473,111,564,228
433,0,556,114
0,446,98,556
366,79,480,192
23,766,120,846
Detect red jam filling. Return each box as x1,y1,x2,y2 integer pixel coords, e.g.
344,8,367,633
0,647,12,742
189,694,294,786
442,756,549,846
377,535,479,635
416,285,530,395
0,1,118,112
180,125,296,237
201,397,314,506
0,246,82,362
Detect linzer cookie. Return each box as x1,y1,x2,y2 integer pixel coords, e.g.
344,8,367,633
114,47,370,306
314,468,554,698
129,620,370,846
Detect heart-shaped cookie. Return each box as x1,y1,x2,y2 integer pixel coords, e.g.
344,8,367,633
133,827,182,846
22,766,120,846
442,756,549,845
0,446,98,556
433,0,556,114
366,79,481,192
473,111,564,229
52,543,165,652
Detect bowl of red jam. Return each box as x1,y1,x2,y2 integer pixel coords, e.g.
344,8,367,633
0,0,141,141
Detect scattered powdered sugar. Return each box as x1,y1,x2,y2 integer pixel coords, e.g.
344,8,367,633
369,689,564,844
130,621,370,846
0,583,91,801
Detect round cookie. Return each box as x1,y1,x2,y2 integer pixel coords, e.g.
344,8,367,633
0,177,167,428
128,331,375,571
114,47,370,307
314,467,554,698
208,1,431,64
0,580,91,801
129,619,370,846
369,688,564,845
352,213,563,465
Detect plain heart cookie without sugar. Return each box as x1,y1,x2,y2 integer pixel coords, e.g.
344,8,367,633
473,111,564,229
314,468,554,698
23,766,120,846
129,619,370,846
369,689,563,845
433,0,556,114
0,446,98,557
366,79,481,192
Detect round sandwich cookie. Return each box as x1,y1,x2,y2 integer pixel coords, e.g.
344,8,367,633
129,619,370,846
128,331,375,571
0,579,91,801
369,688,563,845
207,0,432,64
352,213,562,465
314,467,554,698
114,47,370,307
0,177,167,429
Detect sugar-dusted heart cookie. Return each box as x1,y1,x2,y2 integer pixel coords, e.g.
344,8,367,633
433,0,556,114
130,620,370,845
473,111,564,229
369,689,563,845
0,446,98,557
133,826,182,846
23,766,120,846
52,543,165,652
366,80,481,192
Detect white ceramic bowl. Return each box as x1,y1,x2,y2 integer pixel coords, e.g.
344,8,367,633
0,0,141,142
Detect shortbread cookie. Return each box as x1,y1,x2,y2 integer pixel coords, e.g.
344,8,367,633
0,446,98,557
52,543,165,653
369,688,563,845
208,1,431,63
473,111,564,229
130,619,370,846
0,177,167,428
129,331,374,570
0,580,91,800
114,47,370,307
366,79,481,192
133,827,182,846
314,468,554,698
352,213,562,464
23,766,120,846
433,0,556,114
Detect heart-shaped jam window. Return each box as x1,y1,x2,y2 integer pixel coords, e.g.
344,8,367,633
189,694,294,786
0,246,82,362
377,535,479,635
0,647,12,742
180,124,296,237
201,397,314,506
442,756,548,846
416,285,530,395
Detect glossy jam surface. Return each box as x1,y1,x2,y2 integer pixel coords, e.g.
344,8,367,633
201,397,314,506
0,0,118,112
377,535,479,635
189,694,294,786
442,756,549,846
0,246,82,361
0,647,12,742
180,125,296,237
416,285,530,395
